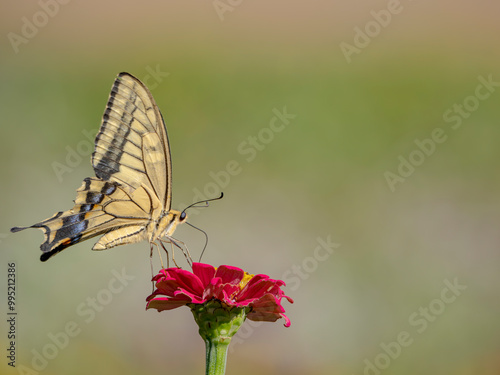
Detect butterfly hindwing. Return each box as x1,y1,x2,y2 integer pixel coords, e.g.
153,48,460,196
12,178,156,261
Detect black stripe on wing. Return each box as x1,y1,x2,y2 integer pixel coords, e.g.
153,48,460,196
93,79,136,181
92,73,155,191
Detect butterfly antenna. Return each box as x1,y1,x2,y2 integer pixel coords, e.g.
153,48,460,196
185,222,210,262
181,192,224,215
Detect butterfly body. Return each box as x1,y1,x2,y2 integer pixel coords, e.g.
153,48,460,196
12,73,186,261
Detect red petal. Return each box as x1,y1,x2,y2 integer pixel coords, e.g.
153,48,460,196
192,263,216,288
146,297,189,311
151,268,168,282
247,293,292,327
165,268,204,297
202,277,221,300
220,284,242,304
173,289,206,304
238,277,280,301
154,278,183,296
215,265,244,285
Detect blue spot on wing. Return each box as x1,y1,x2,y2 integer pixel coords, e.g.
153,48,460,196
102,183,117,195
86,192,104,204
80,204,94,212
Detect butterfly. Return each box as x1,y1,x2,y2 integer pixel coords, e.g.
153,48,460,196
12,72,199,263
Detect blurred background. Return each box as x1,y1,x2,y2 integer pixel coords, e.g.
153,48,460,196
1,1,499,374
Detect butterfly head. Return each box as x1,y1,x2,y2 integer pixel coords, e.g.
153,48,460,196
156,209,183,239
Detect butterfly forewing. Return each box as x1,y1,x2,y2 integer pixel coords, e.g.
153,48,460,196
92,73,172,210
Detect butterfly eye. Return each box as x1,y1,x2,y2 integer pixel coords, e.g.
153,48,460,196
180,211,187,221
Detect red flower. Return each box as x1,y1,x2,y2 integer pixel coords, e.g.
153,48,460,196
146,263,293,327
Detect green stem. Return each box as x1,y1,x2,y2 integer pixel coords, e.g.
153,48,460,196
205,338,230,375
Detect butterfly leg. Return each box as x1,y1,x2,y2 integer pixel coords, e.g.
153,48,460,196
157,239,187,268
170,241,180,268
166,237,193,268
149,242,155,292
153,241,168,269
158,240,174,268
176,238,193,266
149,242,167,291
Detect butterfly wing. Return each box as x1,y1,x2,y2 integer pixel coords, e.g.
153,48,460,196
11,72,173,261
11,178,157,261
92,72,172,210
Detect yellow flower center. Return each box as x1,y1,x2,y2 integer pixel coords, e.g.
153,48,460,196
239,272,254,290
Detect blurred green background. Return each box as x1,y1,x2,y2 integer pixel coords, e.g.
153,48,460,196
1,1,499,374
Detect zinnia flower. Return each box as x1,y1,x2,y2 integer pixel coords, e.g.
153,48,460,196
146,262,293,327
146,263,293,374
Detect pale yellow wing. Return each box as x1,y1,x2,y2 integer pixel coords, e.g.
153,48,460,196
11,178,159,261
92,72,172,211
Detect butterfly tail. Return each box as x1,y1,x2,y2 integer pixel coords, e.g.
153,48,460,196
10,226,29,233
12,208,100,261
